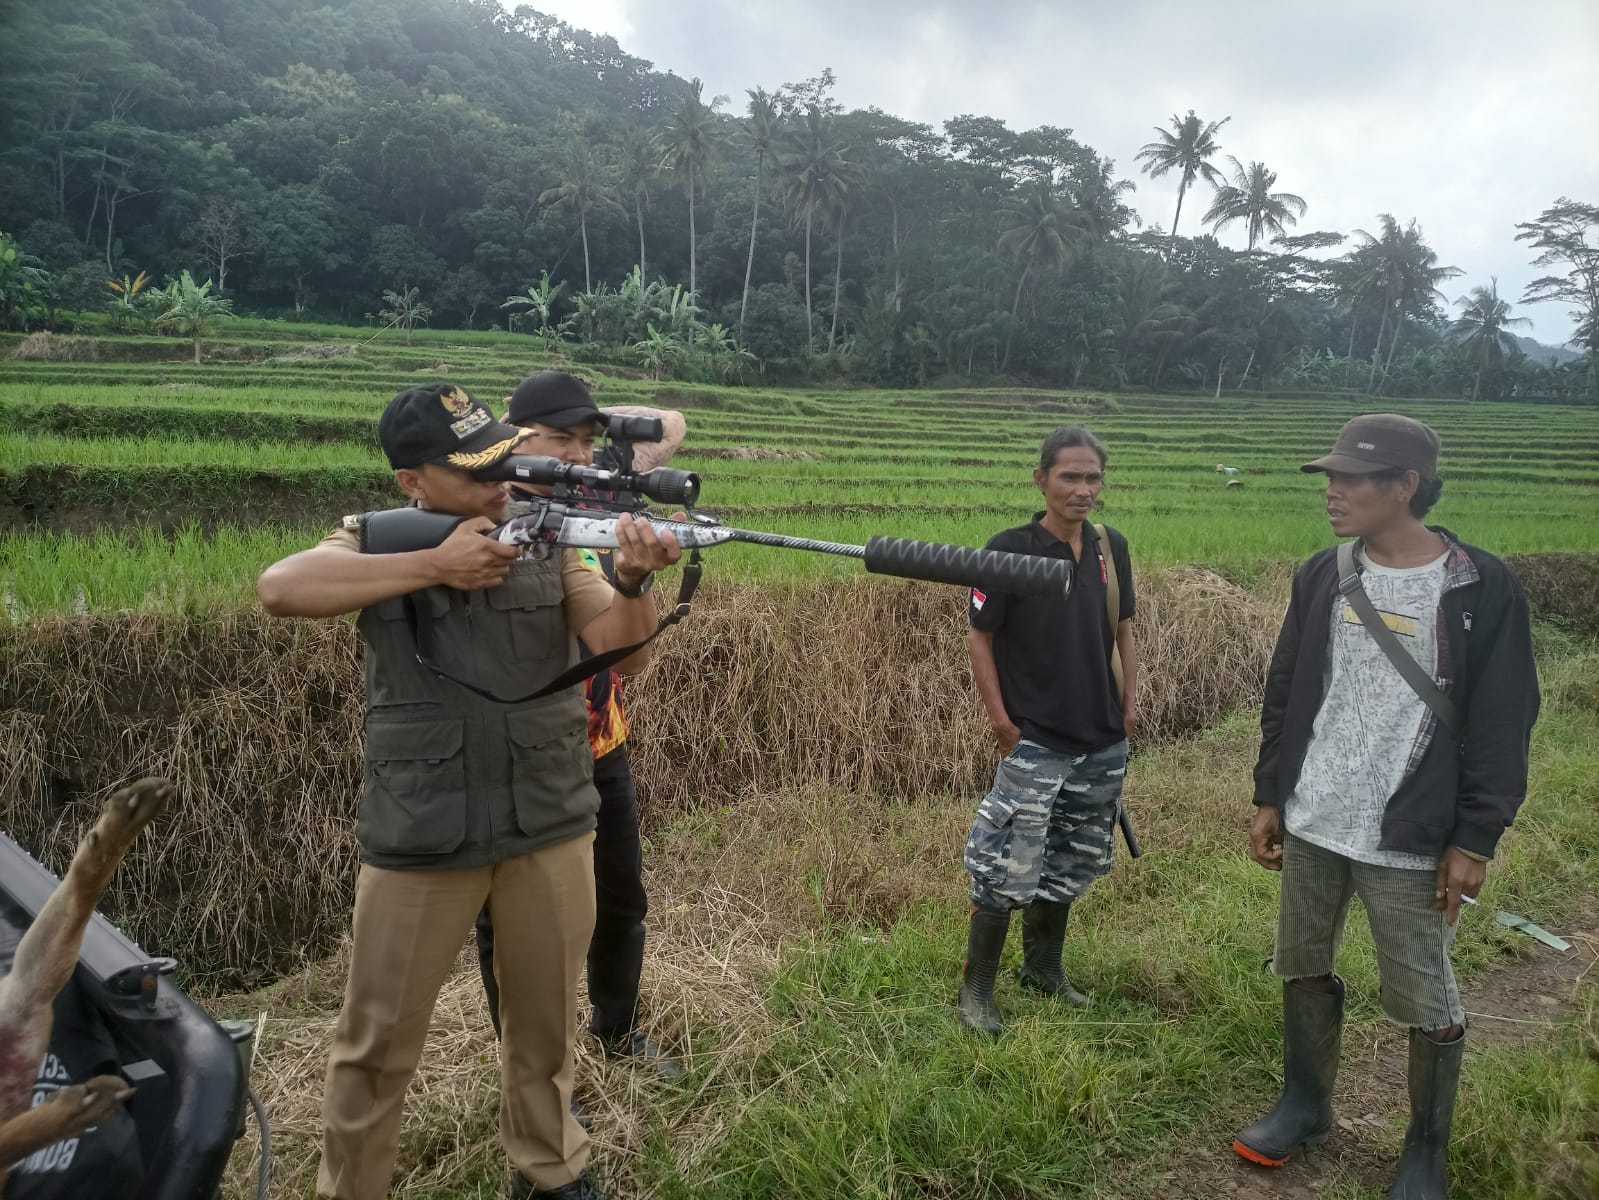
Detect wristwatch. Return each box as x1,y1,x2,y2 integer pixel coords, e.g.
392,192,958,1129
612,572,654,599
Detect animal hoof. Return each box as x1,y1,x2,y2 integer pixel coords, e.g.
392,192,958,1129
99,778,174,845
66,1076,136,1122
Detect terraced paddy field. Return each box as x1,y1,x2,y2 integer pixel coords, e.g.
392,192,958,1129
2,339,1596,613
1,330,1595,1199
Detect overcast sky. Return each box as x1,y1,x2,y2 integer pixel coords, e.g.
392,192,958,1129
521,0,1597,345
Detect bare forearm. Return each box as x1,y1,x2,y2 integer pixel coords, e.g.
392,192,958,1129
258,547,441,618
967,630,1010,727
580,593,660,673
1116,619,1138,707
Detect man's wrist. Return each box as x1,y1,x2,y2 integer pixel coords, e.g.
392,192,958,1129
613,571,653,598
1449,845,1491,863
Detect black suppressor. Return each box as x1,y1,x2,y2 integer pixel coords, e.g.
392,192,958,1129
477,454,701,507
864,536,1073,599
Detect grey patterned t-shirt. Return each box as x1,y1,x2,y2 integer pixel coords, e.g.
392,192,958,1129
1285,546,1451,870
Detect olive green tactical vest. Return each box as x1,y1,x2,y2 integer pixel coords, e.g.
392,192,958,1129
354,549,598,870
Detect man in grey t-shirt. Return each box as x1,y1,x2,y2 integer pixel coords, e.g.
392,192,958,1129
1235,414,1539,1200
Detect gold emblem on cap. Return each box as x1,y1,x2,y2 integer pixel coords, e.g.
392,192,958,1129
440,386,474,417
445,429,532,470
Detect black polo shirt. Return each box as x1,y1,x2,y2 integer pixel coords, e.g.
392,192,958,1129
968,515,1134,755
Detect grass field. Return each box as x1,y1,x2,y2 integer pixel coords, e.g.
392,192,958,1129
0,324,1595,1199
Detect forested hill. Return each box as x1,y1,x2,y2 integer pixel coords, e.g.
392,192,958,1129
0,0,1591,400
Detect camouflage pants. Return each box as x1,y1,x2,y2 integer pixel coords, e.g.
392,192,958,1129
964,738,1128,910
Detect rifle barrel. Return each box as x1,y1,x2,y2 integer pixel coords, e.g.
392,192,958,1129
723,527,867,558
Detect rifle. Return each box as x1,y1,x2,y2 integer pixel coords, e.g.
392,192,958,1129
348,453,1076,601
343,450,1074,705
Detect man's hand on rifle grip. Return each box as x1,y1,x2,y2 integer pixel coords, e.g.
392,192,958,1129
428,517,519,591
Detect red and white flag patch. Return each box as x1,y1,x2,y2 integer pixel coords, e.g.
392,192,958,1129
970,589,987,611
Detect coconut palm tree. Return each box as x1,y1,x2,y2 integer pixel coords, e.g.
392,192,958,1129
616,125,660,282
1134,110,1231,252
538,143,624,295
1066,159,1138,242
1450,278,1531,400
1349,215,1461,393
1202,157,1307,250
737,87,779,335
659,77,726,296
155,271,234,362
996,182,1088,370
778,104,853,354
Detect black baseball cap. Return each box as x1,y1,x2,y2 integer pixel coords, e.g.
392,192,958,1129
378,383,531,471
1301,413,1440,478
508,371,605,430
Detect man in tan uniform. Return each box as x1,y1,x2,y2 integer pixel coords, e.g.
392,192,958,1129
257,383,681,1200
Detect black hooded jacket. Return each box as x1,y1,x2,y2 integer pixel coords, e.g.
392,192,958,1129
1251,529,1540,859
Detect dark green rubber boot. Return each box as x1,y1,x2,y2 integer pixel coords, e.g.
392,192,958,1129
1017,899,1090,1007
1234,976,1345,1167
956,905,1012,1036
1387,1027,1464,1199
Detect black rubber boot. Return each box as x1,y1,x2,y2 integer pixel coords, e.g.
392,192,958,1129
509,1171,605,1199
1017,899,1090,1007
1234,976,1345,1167
956,906,1012,1036
1387,1027,1464,1199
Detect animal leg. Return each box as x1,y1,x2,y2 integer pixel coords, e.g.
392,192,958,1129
0,778,173,1132
0,1076,136,1172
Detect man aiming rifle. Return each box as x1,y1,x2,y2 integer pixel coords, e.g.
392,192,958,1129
257,383,682,1200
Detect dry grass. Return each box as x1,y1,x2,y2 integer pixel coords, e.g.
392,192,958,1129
2,570,1281,984
1509,552,1599,637
219,805,810,1199
0,613,363,985
271,344,360,363
11,331,99,361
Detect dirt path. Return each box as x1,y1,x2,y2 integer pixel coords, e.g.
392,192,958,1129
1146,908,1597,1199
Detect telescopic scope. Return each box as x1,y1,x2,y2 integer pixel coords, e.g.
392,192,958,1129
476,454,701,507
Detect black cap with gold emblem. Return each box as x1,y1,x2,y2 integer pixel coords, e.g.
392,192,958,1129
378,383,532,471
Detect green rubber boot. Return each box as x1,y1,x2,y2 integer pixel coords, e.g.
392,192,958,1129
956,906,1012,1036
1017,899,1090,1006
1234,977,1345,1167
1387,1027,1464,1199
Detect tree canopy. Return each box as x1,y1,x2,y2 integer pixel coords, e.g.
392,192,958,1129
0,0,1590,401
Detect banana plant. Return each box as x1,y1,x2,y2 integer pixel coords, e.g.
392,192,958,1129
105,270,151,333
153,271,233,364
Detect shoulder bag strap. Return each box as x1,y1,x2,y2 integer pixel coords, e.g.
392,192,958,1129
1095,524,1124,699
1335,540,1462,737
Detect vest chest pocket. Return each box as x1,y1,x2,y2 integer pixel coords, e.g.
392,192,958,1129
359,719,466,856
506,712,594,839
368,587,451,624
485,563,565,660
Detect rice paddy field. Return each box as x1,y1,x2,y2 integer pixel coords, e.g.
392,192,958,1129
3,343,1597,616
1,326,1595,1199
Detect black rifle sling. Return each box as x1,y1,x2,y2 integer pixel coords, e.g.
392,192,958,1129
1335,540,1462,738
404,550,704,705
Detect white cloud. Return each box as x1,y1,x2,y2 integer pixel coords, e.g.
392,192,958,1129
527,0,1598,342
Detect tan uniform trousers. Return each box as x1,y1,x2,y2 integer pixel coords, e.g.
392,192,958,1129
317,833,596,1198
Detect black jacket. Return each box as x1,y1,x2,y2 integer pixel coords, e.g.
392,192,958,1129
1252,529,1540,859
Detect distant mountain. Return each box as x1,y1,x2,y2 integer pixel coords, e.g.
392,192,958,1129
1514,335,1583,365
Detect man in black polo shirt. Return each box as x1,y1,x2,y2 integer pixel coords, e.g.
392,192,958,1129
958,426,1137,1035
